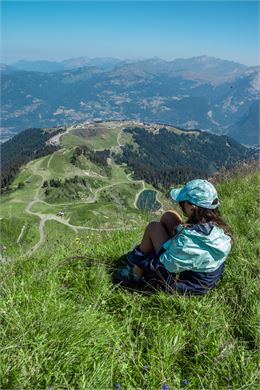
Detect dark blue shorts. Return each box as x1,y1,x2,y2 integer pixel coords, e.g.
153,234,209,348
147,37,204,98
132,248,225,295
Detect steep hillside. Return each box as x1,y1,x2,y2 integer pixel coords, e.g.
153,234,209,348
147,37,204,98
227,99,260,145
0,126,64,188
114,124,250,189
0,167,258,389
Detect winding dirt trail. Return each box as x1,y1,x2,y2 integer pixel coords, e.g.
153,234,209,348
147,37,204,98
22,123,160,257
24,152,147,257
1,123,150,260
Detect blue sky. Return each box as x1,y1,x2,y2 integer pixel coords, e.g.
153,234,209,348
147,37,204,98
1,1,259,66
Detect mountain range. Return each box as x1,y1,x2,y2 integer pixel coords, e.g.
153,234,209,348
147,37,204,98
1,56,259,145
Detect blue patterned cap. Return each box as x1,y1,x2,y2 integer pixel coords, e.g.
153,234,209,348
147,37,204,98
170,179,219,209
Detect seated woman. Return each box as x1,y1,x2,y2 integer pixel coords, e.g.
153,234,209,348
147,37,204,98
116,179,233,295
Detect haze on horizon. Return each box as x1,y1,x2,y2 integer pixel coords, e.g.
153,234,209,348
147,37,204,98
1,1,260,67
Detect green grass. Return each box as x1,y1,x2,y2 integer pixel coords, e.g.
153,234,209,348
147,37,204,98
74,154,109,177
70,124,121,150
61,133,89,147
0,215,40,257
0,170,259,389
12,167,33,185
44,219,77,242
2,174,42,204
46,150,89,179
65,201,145,229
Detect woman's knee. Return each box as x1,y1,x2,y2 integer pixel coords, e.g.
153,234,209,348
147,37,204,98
159,211,183,237
160,210,183,226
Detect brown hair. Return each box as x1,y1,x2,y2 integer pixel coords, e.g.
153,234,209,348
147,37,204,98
179,200,234,245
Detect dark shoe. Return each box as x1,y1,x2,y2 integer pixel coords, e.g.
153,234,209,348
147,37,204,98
116,265,144,284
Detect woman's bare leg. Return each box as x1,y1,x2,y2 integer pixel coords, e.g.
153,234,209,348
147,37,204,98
139,221,170,254
134,221,170,276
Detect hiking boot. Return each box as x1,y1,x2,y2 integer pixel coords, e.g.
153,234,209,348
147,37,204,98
116,265,145,284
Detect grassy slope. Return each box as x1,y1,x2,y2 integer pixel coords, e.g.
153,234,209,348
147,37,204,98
1,121,173,256
0,170,259,389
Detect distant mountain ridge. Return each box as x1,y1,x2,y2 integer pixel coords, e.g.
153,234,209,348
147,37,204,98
1,56,259,145
4,55,248,74
4,56,141,73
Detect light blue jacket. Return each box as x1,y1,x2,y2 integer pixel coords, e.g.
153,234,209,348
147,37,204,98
159,222,232,273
